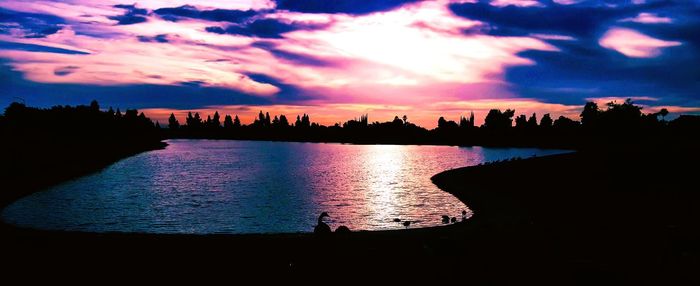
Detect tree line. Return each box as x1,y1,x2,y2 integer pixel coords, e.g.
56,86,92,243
1,100,160,142
1,99,698,149
162,99,699,148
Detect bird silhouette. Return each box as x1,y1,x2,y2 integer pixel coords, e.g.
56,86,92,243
314,212,331,235
441,215,450,224
335,225,351,233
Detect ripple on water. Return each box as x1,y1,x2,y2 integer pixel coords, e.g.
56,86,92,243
2,140,568,234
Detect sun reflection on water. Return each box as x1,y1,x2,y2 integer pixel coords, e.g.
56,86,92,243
2,140,567,234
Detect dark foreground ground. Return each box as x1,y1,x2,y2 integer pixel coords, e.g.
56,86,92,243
2,144,698,283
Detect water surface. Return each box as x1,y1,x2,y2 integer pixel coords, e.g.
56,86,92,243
3,140,566,234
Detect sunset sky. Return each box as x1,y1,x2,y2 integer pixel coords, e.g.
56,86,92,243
1,0,698,127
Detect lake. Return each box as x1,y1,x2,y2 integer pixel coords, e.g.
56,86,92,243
2,140,566,234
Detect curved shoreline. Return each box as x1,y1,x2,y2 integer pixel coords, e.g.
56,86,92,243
0,141,168,209
2,148,697,282
5,138,542,234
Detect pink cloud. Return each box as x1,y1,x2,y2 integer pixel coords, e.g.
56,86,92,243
552,0,582,4
489,0,543,7
599,27,681,58
620,13,673,24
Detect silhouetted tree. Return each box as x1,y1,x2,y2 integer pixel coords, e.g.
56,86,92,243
212,111,221,128
515,114,527,129
540,113,553,128
90,100,99,112
233,115,241,127
297,114,311,128
553,116,580,129
257,111,266,127
459,112,475,129
302,114,310,127
437,117,458,129
185,112,203,129
344,115,368,128
483,109,515,130
223,115,234,129
581,102,600,128
124,109,138,120
193,113,202,127
658,108,669,122
186,112,194,127
392,116,404,127
279,115,289,127
168,113,180,130
527,113,538,129
600,99,643,129
459,116,468,128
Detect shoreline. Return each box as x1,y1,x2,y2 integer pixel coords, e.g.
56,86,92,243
2,139,566,236
2,147,697,282
0,141,168,209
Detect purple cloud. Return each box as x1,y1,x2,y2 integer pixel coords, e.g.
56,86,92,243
110,4,149,25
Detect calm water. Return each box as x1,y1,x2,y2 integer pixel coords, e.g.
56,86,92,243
2,140,566,234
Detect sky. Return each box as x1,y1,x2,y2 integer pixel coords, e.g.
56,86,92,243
1,0,699,127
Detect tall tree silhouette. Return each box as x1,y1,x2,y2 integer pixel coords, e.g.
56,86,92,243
581,102,600,128
540,113,553,128
223,115,234,129
527,113,538,129
168,113,179,130
211,111,221,128
515,114,527,129
279,115,289,127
